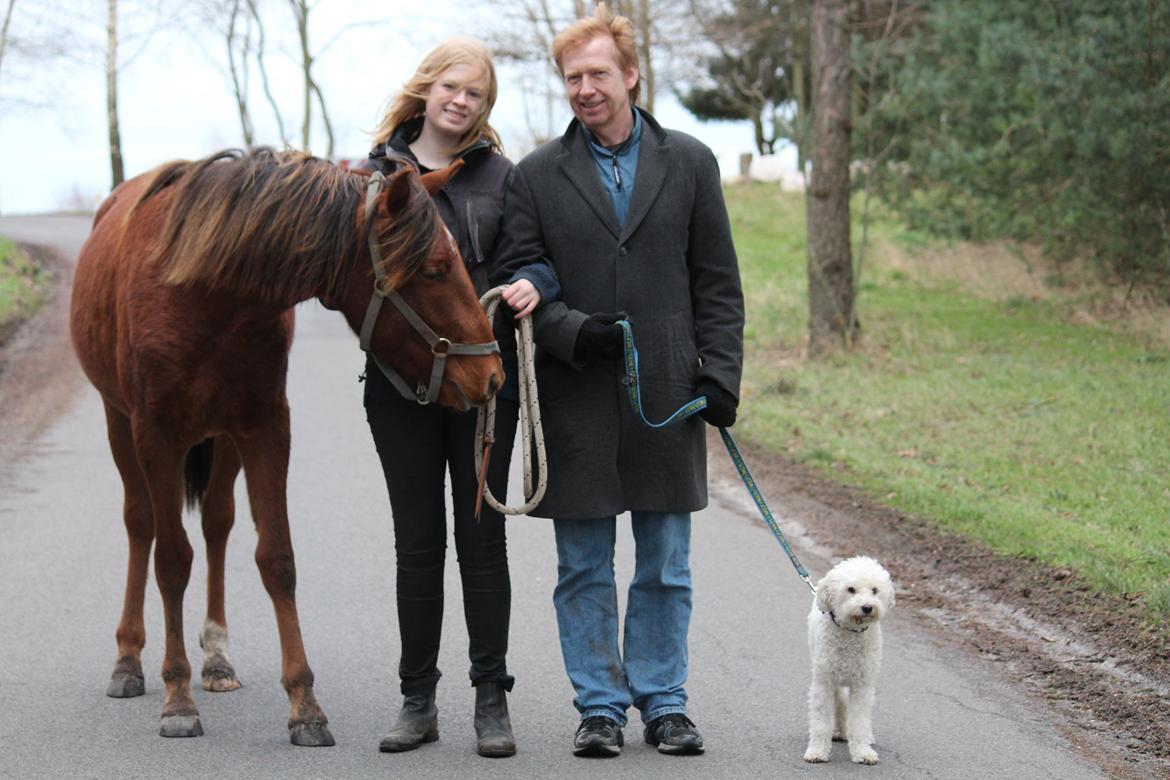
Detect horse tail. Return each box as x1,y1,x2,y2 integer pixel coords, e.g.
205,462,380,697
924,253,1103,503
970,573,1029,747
184,438,215,510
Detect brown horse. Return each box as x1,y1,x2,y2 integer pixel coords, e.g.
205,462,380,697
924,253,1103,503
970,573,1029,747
70,148,503,746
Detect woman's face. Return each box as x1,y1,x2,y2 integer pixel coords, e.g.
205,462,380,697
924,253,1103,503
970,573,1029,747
423,63,488,141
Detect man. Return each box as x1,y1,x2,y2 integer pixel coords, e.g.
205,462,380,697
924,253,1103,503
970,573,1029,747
495,2,744,758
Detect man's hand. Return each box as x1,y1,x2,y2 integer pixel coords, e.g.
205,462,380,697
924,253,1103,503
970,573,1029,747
574,312,627,362
503,279,542,319
696,378,737,428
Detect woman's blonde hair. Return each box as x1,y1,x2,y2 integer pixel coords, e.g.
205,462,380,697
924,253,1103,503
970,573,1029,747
551,2,641,106
371,37,502,156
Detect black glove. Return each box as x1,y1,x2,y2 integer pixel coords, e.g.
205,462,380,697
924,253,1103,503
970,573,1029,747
574,312,627,362
696,378,737,428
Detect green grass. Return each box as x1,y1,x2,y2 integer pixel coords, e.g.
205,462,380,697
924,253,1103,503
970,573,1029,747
0,237,47,333
728,183,1170,617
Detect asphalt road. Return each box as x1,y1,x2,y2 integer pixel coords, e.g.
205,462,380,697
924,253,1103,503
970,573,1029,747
0,216,1106,779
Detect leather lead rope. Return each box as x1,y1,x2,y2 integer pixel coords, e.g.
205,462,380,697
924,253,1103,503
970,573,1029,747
474,286,548,517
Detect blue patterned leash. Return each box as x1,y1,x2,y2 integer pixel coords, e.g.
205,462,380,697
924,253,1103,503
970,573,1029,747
617,320,815,593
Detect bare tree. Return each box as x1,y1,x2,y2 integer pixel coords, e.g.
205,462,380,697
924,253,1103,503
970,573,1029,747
806,0,856,356
106,0,124,187
224,0,254,146
188,0,288,148
481,0,694,147
0,0,17,78
288,0,332,157
245,0,286,146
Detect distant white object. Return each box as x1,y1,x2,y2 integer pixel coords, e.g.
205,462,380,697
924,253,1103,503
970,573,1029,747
747,154,806,192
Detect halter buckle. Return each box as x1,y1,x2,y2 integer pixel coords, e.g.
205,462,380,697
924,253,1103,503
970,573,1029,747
432,337,451,356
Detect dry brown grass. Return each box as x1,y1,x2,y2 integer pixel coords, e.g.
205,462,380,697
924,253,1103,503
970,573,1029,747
870,237,1170,349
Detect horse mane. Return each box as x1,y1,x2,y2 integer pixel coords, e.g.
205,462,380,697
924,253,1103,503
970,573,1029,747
137,147,439,303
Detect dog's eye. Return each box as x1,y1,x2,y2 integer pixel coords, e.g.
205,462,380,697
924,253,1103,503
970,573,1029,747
847,587,856,594
872,587,879,595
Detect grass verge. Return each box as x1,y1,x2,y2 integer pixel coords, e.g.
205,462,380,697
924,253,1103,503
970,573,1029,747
0,237,48,341
728,182,1170,618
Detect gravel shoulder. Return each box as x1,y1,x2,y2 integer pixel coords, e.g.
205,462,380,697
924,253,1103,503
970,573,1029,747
0,242,85,468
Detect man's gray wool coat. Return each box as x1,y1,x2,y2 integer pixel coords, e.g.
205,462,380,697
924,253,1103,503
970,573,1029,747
494,109,744,520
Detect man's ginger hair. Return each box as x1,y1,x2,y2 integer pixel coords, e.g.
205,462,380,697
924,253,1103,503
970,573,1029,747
551,2,641,105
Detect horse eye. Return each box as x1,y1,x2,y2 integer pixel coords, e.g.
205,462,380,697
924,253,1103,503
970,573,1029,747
847,587,856,594
420,267,444,281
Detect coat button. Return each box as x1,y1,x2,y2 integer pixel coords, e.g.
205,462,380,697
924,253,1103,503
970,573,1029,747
618,246,628,256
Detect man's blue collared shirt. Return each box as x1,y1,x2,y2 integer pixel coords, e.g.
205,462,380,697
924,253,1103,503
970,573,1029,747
583,110,642,228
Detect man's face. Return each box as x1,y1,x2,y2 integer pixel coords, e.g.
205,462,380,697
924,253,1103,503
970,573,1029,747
561,35,638,142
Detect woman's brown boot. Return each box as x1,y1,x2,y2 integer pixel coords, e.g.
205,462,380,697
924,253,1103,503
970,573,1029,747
474,682,516,757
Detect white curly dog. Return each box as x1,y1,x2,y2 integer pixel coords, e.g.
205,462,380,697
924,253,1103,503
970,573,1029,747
803,556,895,765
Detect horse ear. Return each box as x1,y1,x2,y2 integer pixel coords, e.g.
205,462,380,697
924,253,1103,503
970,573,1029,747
419,159,464,196
380,167,415,215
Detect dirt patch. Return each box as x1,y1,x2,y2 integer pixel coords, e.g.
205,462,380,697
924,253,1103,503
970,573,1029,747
0,242,85,468
709,429,1170,780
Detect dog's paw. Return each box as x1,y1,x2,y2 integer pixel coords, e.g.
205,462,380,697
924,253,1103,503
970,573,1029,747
850,746,879,765
804,746,831,763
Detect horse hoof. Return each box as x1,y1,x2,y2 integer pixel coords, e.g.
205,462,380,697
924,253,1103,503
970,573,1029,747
202,674,242,693
106,673,145,698
202,662,242,692
160,715,204,738
289,721,335,747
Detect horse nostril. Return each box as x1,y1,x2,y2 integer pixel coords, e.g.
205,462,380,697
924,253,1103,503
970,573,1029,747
488,372,500,395
861,605,873,615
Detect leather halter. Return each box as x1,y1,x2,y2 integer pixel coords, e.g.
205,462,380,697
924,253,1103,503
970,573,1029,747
358,170,499,405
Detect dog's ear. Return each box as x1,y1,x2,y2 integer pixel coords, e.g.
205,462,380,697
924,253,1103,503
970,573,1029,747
815,572,835,613
883,576,896,611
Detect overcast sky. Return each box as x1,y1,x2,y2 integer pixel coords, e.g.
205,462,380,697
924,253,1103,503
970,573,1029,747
0,1,787,215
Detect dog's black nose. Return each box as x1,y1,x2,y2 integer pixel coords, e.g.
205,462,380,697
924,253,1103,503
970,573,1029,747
861,605,873,615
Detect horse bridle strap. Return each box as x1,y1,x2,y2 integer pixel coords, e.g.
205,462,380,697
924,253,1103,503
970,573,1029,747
358,170,499,405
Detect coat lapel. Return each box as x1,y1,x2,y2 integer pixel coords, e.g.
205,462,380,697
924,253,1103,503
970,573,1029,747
620,116,669,244
557,127,622,239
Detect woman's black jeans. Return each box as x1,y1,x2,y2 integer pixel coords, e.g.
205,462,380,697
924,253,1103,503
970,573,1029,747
364,358,518,695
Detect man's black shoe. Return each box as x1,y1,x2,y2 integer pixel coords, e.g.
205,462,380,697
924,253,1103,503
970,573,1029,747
573,716,623,757
644,713,705,755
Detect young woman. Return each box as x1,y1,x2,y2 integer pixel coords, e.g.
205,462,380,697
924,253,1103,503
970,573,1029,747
358,38,557,758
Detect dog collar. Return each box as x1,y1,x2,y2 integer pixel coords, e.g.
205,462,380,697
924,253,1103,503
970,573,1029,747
829,609,869,633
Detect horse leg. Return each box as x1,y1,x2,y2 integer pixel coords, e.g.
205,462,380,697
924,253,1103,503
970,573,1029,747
235,417,334,747
200,436,243,692
133,422,203,738
103,400,152,699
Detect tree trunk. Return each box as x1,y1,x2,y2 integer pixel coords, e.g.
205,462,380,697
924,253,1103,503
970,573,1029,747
226,0,254,148
310,79,334,159
0,0,17,78
0,0,16,213
290,0,311,151
790,0,811,173
751,109,766,156
806,0,856,356
106,0,124,188
245,0,287,146
638,0,654,111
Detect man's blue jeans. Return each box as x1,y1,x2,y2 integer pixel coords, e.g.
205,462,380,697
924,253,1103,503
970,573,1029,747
552,511,693,727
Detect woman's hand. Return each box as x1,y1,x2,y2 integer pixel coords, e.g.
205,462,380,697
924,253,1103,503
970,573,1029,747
503,279,541,319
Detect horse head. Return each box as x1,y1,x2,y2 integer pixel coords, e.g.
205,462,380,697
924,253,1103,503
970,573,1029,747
326,164,504,410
